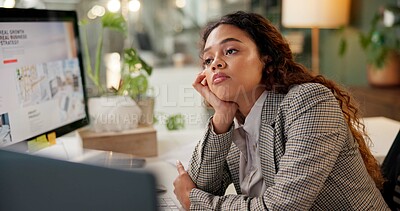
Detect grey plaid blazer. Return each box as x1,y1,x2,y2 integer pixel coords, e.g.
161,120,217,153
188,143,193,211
187,83,389,210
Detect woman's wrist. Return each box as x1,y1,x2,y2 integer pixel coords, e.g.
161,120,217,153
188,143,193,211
212,113,234,134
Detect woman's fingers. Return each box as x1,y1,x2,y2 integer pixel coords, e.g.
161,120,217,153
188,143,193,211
192,71,212,99
192,71,229,109
192,71,207,89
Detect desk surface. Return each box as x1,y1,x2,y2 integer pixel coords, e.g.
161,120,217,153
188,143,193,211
363,117,400,163
33,116,400,207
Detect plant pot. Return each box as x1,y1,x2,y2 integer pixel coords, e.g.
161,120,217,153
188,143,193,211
88,95,142,132
367,51,400,87
137,96,155,126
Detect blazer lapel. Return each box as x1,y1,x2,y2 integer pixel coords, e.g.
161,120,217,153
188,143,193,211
259,123,276,188
259,91,285,188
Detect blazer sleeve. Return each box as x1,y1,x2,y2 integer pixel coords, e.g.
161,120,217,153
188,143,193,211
188,84,349,210
187,119,235,196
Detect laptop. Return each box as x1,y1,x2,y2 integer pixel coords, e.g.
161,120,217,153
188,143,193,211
0,149,158,211
381,130,400,209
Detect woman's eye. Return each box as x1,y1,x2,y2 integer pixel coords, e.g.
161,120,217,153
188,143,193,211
203,58,213,66
226,49,237,55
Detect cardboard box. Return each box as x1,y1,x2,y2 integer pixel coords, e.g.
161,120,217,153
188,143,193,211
78,126,157,157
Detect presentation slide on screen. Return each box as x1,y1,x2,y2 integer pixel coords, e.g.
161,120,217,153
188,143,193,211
0,22,85,147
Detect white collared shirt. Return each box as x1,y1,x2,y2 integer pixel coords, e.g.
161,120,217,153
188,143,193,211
233,91,268,197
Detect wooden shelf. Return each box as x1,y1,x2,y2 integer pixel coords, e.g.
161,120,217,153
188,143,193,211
349,86,400,121
78,126,157,157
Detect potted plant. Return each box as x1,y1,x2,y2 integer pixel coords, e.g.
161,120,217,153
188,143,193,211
360,5,400,87
118,47,154,126
340,4,400,87
80,12,154,131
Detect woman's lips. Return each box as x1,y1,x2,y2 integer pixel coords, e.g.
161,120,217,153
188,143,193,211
212,72,230,85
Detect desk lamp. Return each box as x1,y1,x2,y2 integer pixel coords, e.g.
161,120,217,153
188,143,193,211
282,0,350,74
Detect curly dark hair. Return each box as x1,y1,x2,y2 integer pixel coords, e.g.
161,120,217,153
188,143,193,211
200,11,384,189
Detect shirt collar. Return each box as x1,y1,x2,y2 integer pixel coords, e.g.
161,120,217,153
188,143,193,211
244,91,267,136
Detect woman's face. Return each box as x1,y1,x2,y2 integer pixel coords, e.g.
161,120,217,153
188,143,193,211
202,24,264,103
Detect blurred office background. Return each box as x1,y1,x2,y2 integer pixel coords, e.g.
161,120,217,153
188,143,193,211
2,0,400,123
1,0,396,85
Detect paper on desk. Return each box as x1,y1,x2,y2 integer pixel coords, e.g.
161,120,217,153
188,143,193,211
160,140,197,169
363,117,400,163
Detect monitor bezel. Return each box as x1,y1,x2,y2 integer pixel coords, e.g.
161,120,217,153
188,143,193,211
0,8,90,142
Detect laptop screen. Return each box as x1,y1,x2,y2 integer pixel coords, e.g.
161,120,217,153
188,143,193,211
0,149,158,211
0,8,89,148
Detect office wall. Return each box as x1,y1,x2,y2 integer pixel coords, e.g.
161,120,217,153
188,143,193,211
319,0,393,86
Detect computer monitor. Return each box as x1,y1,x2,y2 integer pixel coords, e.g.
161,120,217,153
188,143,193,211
0,8,89,148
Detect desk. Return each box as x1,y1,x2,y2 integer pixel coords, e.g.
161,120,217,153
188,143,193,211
145,128,204,203
32,128,204,208
33,116,400,207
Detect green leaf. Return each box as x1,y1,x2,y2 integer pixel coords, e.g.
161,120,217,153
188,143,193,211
101,12,127,35
139,57,153,76
166,114,185,130
117,48,154,98
122,73,149,99
124,48,153,76
124,48,141,72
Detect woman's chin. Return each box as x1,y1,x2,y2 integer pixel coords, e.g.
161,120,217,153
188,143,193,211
215,93,234,102
210,87,235,102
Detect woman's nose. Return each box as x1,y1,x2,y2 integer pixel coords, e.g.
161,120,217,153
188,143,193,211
211,58,226,71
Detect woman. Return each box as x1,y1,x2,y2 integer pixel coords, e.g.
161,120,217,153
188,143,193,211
173,11,389,210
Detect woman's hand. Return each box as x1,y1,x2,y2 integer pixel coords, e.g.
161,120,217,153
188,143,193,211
173,160,196,210
192,70,238,134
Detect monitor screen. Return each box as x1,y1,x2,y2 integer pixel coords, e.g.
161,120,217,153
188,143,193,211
0,8,89,148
